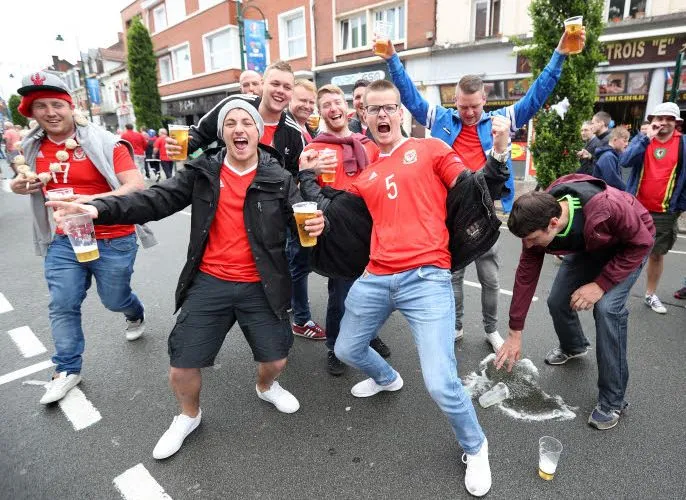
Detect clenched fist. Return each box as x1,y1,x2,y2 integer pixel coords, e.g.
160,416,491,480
491,115,511,154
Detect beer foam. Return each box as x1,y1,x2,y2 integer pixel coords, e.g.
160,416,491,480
463,354,577,422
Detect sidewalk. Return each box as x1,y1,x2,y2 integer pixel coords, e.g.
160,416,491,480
498,179,686,233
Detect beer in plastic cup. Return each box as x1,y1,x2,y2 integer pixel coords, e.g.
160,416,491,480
373,20,393,57
538,436,563,480
320,148,338,184
292,201,318,247
46,187,74,201
62,213,100,262
307,114,320,130
168,124,190,161
563,16,583,55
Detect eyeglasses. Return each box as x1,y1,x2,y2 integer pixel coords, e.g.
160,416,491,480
365,104,400,115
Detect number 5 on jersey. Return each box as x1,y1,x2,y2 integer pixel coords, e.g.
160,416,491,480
385,174,398,200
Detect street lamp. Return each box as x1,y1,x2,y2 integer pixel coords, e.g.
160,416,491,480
669,47,684,103
235,0,272,71
56,34,93,121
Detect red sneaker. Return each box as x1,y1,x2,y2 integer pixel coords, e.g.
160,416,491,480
292,320,326,340
674,286,686,300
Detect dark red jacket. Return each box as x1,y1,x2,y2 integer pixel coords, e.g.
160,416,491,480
509,174,655,330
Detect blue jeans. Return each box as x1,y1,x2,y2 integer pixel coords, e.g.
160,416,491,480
325,277,355,351
547,252,645,412
286,228,312,325
335,266,485,454
44,234,144,374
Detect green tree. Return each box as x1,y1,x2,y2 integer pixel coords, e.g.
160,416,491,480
8,95,28,127
127,16,163,130
521,0,605,188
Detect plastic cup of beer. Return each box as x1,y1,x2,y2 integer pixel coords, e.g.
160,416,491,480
168,124,190,161
563,16,584,55
319,148,338,184
307,114,321,130
538,436,563,480
292,201,318,247
373,20,393,57
62,213,100,263
46,187,74,201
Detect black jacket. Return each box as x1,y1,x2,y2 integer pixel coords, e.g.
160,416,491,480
90,146,301,317
189,94,305,178
298,154,509,279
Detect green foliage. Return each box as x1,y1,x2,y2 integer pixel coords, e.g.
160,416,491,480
8,95,28,127
127,16,163,131
520,0,605,188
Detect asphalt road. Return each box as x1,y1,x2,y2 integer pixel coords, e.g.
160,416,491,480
1,176,685,499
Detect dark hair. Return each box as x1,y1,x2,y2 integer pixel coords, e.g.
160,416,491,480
353,79,370,92
593,111,612,127
641,119,650,125
457,75,484,95
507,191,562,238
125,123,134,130
363,79,400,106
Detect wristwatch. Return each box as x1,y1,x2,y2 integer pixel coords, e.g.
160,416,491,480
490,147,510,163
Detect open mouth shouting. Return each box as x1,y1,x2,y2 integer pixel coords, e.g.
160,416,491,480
376,121,391,136
233,136,249,152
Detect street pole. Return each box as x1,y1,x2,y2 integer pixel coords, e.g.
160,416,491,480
669,48,684,103
236,0,246,71
80,55,94,122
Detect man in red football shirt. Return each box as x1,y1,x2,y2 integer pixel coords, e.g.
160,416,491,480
330,80,510,497
48,99,325,460
10,71,152,405
120,123,148,176
620,101,686,314
298,83,390,375
153,128,173,180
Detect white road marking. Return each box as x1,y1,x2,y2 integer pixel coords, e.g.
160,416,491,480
180,211,191,216
0,292,13,314
113,464,173,500
677,234,685,239
669,249,686,255
0,360,54,386
464,280,539,302
7,326,47,358
58,387,102,431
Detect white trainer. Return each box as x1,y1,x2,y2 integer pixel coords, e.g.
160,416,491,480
256,381,300,413
152,410,202,460
485,331,505,353
125,318,145,341
39,372,82,404
455,328,464,342
462,438,492,497
351,372,404,398
644,294,667,314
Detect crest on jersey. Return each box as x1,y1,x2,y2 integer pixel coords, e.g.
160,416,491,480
403,149,417,165
368,171,378,181
31,73,46,86
654,147,666,160
72,147,86,160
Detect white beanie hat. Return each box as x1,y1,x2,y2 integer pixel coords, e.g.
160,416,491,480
216,98,264,141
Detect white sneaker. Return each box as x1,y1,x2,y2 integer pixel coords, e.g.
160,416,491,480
152,410,202,459
462,438,492,497
644,294,667,314
40,372,82,404
351,372,403,398
485,331,505,353
256,381,300,413
455,328,464,342
125,318,145,341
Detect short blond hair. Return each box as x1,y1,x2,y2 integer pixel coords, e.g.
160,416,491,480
294,79,316,94
264,61,293,80
317,84,345,106
363,79,400,106
610,126,629,141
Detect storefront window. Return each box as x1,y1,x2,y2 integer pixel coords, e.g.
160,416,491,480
606,0,647,22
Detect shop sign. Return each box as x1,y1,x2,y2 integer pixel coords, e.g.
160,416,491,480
601,35,686,66
331,70,385,87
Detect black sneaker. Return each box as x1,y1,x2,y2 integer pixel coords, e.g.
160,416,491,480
327,351,346,376
588,405,623,430
369,337,391,358
544,346,589,365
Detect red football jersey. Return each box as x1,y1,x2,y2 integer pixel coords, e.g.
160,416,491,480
303,140,380,192
349,138,464,275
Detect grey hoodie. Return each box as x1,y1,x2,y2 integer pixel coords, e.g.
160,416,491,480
21,121,157,256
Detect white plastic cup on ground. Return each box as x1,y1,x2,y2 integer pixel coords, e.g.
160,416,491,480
478,381,510,408
538,436,563,480
62,213,100,263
